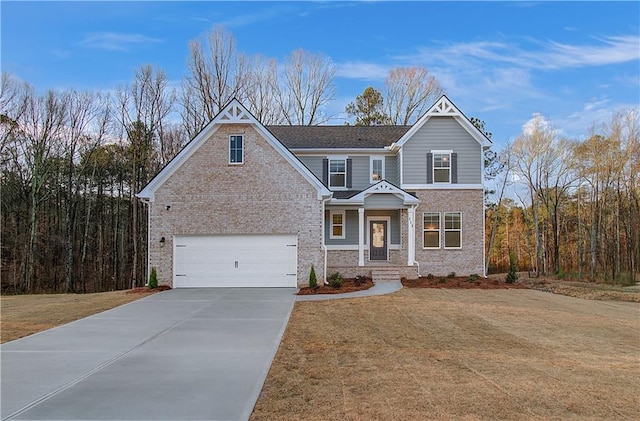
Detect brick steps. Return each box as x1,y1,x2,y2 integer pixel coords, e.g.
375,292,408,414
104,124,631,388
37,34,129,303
371,268,401,283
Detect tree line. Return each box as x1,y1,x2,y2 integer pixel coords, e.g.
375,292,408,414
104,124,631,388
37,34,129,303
485,111,639,284
2,25,637,294
1,26,441,293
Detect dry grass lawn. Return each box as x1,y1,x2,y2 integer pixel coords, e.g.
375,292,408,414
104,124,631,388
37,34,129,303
0,289,158,343
251,288,640,420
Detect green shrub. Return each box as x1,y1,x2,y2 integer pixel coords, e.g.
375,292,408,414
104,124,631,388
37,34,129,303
438,277,447,283
426,273,435,279
505,251,519,284
148,267,158,289
467,273,480,282
448,272,456,278
329,272,343,288
309,265,318,289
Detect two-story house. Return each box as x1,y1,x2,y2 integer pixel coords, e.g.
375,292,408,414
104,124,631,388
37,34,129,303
137,95,491,288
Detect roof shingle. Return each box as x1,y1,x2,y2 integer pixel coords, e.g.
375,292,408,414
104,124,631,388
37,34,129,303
266,125,411,149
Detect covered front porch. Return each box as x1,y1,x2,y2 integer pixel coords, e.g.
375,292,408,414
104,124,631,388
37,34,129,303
324,181,420,279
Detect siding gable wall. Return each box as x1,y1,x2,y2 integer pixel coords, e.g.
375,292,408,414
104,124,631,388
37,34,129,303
402,116,481,185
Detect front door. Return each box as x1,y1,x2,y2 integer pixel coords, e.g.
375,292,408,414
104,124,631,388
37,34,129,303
369,221,388,261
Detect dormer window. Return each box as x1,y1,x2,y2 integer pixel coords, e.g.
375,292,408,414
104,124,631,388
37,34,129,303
229,135,243,164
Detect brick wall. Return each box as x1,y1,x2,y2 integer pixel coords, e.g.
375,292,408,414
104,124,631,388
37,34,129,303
413,189,485,276
148,124,324,287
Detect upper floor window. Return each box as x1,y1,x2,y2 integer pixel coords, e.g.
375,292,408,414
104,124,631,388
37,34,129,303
433,152,450,183
229,135,243,164
329,159,346,188
370,157,385,182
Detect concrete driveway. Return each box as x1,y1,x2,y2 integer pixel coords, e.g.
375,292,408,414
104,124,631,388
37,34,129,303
1,288,297,421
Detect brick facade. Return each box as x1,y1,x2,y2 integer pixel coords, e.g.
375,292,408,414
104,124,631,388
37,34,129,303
413,189,485,276
148,124,325,287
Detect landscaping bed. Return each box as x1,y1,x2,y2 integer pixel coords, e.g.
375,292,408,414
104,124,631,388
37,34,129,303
297,278,374,295
402,275,528,289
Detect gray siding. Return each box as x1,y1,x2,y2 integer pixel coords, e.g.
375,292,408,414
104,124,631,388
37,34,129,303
325,210,359,245
364,194,404,209
402,116,481,185
350,156,370,190
297,155,323,180
385,155,399,185
325,209,400,245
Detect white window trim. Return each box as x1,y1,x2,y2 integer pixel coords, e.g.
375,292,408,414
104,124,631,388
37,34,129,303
422,212,441,249
229,134,244,165
330,210,346,239
370,156,385,183
444,211,462,249
432,149,452,184
328,156,347,190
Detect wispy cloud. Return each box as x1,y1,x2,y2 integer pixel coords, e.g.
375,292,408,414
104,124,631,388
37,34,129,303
80,32,161,52
336,62,389,80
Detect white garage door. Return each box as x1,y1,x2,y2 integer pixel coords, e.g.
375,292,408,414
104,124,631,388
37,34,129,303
173,235,298,288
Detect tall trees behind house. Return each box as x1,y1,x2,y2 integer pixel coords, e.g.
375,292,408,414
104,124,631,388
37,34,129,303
181,26,336,131
487,110,639,283
2,23,638,293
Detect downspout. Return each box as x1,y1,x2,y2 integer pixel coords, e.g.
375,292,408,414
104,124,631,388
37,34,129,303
322,197,330,285
411,204,421,278
139,197,151,286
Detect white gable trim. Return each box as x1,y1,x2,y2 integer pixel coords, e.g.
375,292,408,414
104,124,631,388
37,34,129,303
391,95,492,149
330,181,420,206
137,99,331,201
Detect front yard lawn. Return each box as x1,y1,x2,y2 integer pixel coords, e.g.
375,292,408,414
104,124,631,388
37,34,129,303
251,288,639,420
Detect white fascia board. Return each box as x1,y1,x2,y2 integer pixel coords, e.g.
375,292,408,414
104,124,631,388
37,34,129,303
253,124,331,200
138,99,331,202
350,181,420,205
290,148,393,155
137,123,222,202
401,184,484,190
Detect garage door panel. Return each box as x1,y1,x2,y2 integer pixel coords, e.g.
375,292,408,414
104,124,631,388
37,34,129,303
173,235,297,288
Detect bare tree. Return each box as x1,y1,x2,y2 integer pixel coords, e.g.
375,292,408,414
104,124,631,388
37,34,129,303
385,66,443,125
181,26,248,136
244,55,286,125
279,49,336,125
62,90,111,292
115,65,174,288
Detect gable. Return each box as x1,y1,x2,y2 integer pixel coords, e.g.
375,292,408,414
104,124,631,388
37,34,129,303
137,100,331,201
392,95,492,149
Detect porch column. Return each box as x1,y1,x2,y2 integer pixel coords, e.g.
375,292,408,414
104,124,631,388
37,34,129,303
408,205,416,265
358,207,365,266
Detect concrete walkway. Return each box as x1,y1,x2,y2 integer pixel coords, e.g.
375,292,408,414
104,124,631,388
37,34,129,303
1,288,296,421
296,280,403,301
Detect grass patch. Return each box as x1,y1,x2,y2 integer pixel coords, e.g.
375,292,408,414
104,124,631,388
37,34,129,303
251,289,640,420
0,289,160,343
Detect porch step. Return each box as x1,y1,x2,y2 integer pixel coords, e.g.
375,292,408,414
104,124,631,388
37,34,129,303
371,268,401,283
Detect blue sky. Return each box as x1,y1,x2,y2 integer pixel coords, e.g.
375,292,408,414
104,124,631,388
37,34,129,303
2,1,639,148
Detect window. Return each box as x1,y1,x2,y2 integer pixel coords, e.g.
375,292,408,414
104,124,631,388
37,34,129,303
329,159,346,188
229,135,243,164
370,157,384,182
423,213,440,248
330,211,345,239
433,153,451,183
444,212,462,248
